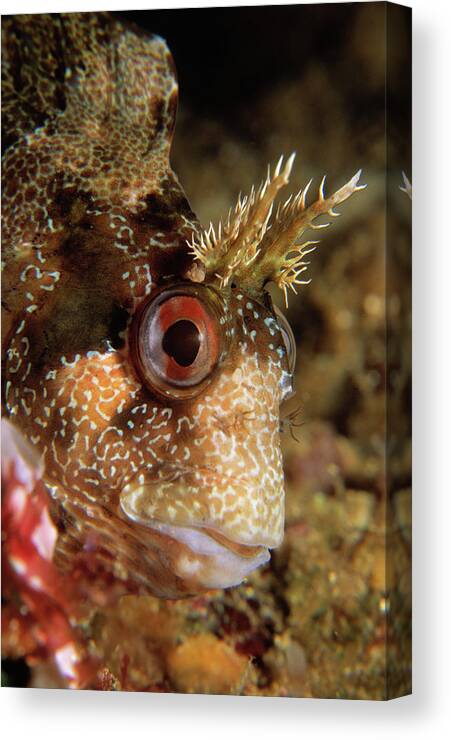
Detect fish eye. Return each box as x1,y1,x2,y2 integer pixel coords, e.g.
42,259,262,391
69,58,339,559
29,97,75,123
274,306,296,376
131,285,226,399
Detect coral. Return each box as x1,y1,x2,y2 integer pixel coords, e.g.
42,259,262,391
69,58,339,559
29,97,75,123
166,634,249,695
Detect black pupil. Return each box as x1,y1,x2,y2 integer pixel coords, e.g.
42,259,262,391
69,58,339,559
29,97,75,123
162,320,201,367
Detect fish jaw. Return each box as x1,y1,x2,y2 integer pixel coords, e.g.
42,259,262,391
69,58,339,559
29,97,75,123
120,515,271,590
120,463,284,590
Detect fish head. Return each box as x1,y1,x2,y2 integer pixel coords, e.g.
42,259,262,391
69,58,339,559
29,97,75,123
4,226,295,595
120,280,295,590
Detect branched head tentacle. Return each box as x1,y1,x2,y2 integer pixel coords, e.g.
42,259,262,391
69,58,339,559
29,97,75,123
188,155,367,303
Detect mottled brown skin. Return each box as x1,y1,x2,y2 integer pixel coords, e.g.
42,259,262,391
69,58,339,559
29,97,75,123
2,14,292,598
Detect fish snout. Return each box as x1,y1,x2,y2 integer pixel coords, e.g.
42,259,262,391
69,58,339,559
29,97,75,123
120,471,284,590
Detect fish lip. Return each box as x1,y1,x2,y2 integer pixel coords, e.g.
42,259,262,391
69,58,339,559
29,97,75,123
146,518,268,559
128,516,271,589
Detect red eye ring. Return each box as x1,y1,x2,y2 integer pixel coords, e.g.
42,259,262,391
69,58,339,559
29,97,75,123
131,284,229,400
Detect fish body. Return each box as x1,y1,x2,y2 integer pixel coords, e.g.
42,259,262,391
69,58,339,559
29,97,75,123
1,13,364,598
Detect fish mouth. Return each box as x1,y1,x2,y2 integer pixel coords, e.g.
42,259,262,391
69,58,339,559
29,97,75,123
120,465,282,589
125,515,270,590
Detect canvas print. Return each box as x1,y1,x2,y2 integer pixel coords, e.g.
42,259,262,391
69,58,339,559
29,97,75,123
1,2,412,699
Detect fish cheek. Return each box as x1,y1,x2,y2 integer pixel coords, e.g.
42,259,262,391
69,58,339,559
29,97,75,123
28,280,130,366
4,282,132,469
231,294,289,404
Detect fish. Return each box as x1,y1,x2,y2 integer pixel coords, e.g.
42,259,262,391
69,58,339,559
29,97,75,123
1,13,365,599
